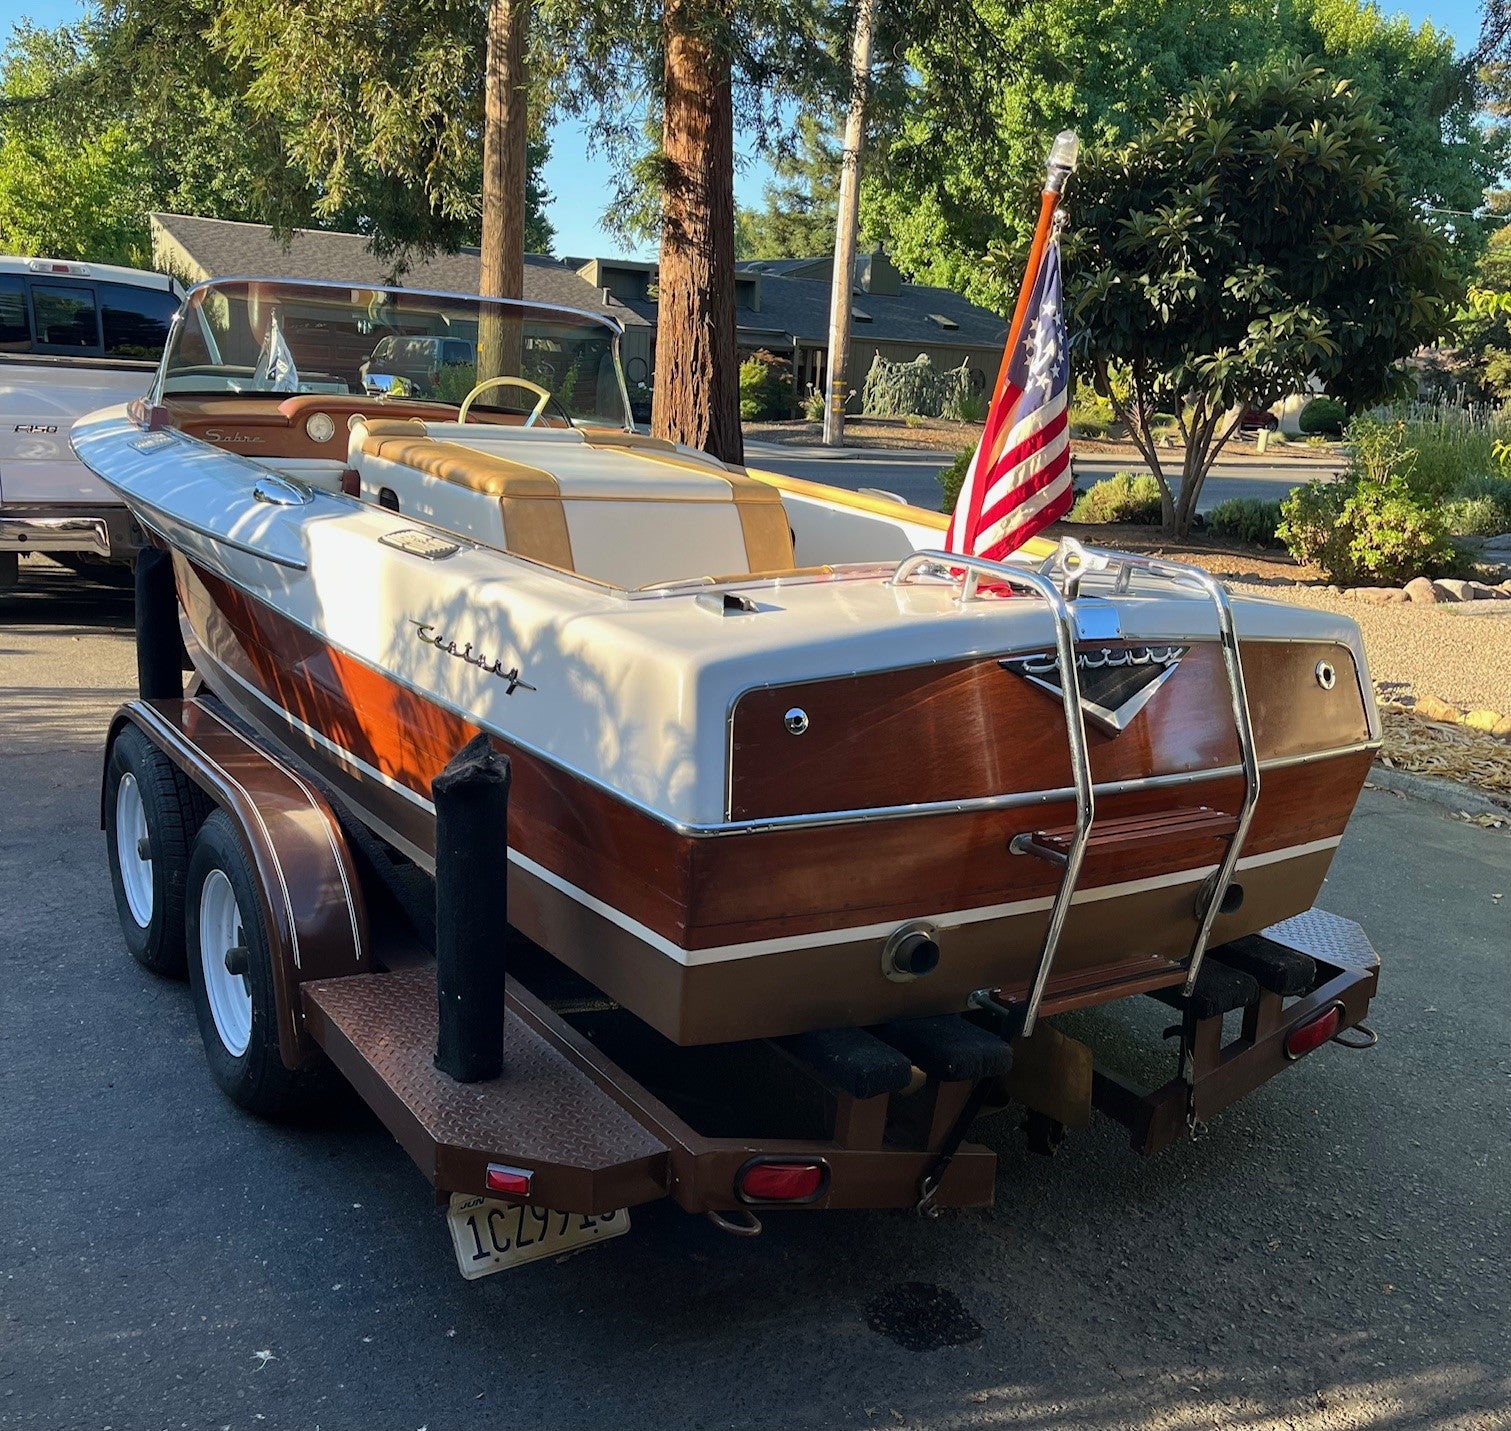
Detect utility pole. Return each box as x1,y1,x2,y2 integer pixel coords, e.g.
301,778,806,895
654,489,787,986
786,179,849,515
821,0,877,447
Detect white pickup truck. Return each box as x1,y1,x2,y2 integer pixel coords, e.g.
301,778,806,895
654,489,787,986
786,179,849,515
0,256,183,590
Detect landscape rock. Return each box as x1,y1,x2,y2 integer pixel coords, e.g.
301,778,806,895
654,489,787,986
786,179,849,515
1414,693,1462,724
1403,576,1441,604
1431,578,1476,602
1348,586,1408,605
1468,581,1511,600
1463,709,1506,735
1494,716,1511,740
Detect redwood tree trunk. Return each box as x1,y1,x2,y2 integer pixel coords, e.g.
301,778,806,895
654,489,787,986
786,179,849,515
653,0,743,463
479,0,528,380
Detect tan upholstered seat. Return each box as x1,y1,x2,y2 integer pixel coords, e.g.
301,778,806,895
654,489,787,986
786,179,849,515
350,419,794,587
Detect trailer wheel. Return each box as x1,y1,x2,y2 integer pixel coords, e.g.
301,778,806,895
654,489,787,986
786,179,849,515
186,811,320,1117
105,724,208,978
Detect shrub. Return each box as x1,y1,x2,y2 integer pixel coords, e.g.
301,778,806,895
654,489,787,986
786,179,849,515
937,446,975,513
1298,396,1347,436
861,352,977,418
944,386,989,423
1068,387,1114,438
1446,470,1511,533
1278,475,1456,584
1207,497,1283,547
738,349,792,420
803,389,826,421
1069,472,1163,525
1443,495,1510,536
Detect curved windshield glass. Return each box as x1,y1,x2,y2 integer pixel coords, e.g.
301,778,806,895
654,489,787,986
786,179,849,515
157,278,631,428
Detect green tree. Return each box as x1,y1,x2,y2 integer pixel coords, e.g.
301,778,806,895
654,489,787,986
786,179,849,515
736,112,842,258
866,0,1503,313
1069,61,1457,537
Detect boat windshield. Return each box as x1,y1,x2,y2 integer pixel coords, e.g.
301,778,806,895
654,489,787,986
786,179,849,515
156,277,631,428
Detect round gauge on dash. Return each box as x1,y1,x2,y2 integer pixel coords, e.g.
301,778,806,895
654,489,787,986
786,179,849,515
305,412,336,444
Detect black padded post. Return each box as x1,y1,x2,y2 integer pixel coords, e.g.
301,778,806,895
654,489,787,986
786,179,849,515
134,545,184,701
432,733,511,1082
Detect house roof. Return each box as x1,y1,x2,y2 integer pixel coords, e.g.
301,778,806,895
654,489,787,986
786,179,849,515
636,257,1008,351
148,213,650,327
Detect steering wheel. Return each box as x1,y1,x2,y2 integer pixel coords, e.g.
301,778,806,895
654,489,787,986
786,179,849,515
457,375,571,428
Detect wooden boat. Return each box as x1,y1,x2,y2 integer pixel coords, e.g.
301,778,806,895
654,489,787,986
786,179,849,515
73,277,1381,1049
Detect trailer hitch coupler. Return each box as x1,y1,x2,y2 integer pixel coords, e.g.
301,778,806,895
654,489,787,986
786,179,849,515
432,732,512,1083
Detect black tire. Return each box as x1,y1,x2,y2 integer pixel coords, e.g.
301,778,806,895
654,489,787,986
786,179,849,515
185,810,323,1117
104,724,209,977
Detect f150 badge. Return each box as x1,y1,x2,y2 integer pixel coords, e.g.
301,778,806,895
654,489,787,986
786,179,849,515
1001,646,1186,735
14,423,58,435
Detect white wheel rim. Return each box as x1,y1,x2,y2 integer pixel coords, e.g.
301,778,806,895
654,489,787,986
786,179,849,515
115,773,153,928
199,869,253,1057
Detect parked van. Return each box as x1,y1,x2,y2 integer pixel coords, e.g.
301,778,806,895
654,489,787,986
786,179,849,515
0,256,183,589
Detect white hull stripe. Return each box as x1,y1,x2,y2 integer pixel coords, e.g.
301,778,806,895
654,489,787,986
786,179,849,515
200,650,1344,969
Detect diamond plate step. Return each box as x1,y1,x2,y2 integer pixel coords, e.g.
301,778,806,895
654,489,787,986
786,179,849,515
302,969,670,1211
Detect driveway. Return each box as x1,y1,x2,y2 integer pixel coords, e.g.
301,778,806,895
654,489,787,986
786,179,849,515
2,559,1507,1431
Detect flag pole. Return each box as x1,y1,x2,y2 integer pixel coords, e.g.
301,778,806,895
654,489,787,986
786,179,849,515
986,131,1080,413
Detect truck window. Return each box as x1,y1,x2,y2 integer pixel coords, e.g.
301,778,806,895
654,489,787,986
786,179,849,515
31,283,101,351
99,281,178,360
0,275,31,352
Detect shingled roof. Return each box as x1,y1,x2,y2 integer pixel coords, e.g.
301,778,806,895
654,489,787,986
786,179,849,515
148,213,649,327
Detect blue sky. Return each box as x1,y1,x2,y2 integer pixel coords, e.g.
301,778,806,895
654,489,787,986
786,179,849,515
0,0,1489,259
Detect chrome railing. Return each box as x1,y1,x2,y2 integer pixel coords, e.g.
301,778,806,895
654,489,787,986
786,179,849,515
891,550,1095,1034
1040,538,1262,995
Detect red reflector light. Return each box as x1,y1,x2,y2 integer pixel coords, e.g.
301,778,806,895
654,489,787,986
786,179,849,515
737,1161,826,1202
1284,1005,1342,1060
484,1163,533,1198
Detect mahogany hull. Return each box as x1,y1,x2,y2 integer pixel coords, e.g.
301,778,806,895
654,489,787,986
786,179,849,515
176,553,1376,1045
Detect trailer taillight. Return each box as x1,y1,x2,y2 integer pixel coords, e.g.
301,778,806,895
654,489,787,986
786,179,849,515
1284,1004,1342,1060
736,1159,828,1203
484,1163,533,1198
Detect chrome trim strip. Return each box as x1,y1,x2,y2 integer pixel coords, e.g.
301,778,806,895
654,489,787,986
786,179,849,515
131,503,308,571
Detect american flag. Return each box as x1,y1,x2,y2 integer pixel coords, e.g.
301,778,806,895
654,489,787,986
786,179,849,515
945,238,1072,562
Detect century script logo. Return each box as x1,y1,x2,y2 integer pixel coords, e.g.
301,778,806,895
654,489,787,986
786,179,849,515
1000,645,1187,735
409,620,537,694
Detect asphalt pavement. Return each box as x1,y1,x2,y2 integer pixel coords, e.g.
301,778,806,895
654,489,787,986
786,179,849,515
2,557,1508,1431
745,442,1341,517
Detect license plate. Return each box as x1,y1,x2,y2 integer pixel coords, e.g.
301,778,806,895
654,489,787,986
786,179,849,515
447,1194,630,1279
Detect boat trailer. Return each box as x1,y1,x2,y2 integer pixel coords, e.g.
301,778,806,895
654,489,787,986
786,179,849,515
98,549,1380,1259
102,683,1380,1228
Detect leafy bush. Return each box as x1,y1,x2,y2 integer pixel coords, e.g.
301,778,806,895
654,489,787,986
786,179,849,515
1298,397,1347,436
1278,476,1456,584
738,349,792,421
1207,497,1283,547
1068,472,1163,526
937,446,974,513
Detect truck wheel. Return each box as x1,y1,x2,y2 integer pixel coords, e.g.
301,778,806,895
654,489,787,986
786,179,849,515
104,725,208,978
186,810,320,1117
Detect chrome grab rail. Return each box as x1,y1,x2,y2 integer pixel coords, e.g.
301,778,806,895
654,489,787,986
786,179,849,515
892,550,1095,1034
1042,538,1262,994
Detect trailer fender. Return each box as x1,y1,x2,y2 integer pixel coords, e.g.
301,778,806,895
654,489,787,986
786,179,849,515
104,699,370,1068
